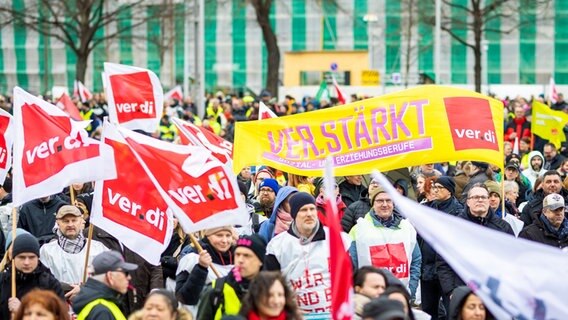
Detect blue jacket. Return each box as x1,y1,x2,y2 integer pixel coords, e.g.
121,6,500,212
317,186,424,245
258,186,297,242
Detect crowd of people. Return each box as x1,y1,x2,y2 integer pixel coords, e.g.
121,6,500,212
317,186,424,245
0,88,565,320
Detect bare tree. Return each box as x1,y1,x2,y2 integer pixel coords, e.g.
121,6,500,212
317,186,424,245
421,0,552,92
250,0,280,97
0,0,172,85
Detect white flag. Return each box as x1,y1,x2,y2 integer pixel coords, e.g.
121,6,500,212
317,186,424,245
259,101,277,120
372,172,568,320
549,77,559,104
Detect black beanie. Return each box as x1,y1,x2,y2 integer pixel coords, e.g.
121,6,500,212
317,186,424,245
235,234,266,262
12,233,40,258
436,176,456,195
289,192,316,219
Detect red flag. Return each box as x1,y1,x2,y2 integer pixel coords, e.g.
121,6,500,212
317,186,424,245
114,124,247,232
103,62,164,133
56,93,82,120
73,80,93,102
90,121,173,265
259,101,277,120
332,75,346,105
324,158,353,320
164,85,184,101
0,109,14,185
171,118,233,164
12,87,115,206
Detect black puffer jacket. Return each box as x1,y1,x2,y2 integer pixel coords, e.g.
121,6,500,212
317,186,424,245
519,215,568,249
341,189,371,232
338,180,366,207
72,278,126,320
437,207,513,295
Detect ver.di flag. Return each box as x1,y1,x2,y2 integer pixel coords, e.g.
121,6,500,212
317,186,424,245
115,124,247,233
56,92,82,120
73,80,93,102
372,172,568,320
12,87,116,206
91,121,173,265
103,62,164,133
259,101,277,120
164,85,183,101
0,108,14,185
171,117,233,164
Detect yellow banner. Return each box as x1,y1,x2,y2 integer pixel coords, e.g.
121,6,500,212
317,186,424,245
233,86,504,176
531,100,568,149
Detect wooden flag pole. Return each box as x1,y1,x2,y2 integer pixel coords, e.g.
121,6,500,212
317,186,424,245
82,224,94,284
189,233,221,278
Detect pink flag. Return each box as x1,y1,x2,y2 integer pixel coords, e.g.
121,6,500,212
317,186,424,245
549,77,559,104
103,62,164,133
332,75,346,105
73,80,93,102
12,87,115,206
324,158,353,320
259,101,277,120
0,109,14,185
171,118,233,164
164,85,184,101
56,93,82,120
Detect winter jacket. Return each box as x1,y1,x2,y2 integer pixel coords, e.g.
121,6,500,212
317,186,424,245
196,268,251,320
544,153,566,171
521,151,546,187
0,263,64,319
520,188,568,227
448,286,495,320
453,171,469,198
91,226,163,315
258,186,298,242
73,278,126,320
341,189,371,233
338,180,366,207
437,207,513,295
17,195,67,242
175,238,234,305
519,215,568,248
160,232,190,282
504,116,531,144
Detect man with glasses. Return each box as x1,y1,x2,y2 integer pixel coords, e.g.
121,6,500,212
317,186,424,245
342,178,383,233
73,250,138,319
437,184,513,303
254,178,279,218
520,193,568,248
349,186,421,303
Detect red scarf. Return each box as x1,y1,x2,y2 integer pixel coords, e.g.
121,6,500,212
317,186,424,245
247,310,287,320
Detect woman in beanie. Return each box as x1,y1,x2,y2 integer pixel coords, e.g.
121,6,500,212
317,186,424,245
0,233,64,319
175,226,236,309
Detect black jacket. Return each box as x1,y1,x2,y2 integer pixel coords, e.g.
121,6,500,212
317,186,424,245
0,263,64,319
72,278,125,320
436,207,513,295
519,215,568,249
544,154,566,171
338,180,366,207
196,268,251,320
521,188,568,227
448,286,495,320
175,238,235,305
160,232,190,282
420,197,463,281
17,195,67,241
341,189,371,233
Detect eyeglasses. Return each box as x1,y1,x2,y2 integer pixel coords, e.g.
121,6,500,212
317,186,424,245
374,199,393,204
468,195,489,201
114,269,130,277
259,188,274,193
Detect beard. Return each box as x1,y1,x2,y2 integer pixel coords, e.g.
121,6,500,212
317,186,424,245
259,197,274,209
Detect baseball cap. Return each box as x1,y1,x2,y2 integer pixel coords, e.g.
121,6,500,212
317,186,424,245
92,251,138,275
543,193,565,210
56,205,82,219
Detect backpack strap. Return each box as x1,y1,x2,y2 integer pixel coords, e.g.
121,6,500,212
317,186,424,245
211,277,226,315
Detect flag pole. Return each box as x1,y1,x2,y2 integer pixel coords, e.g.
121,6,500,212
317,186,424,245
82,224,94,284
11,207,17,298
189,233,221,278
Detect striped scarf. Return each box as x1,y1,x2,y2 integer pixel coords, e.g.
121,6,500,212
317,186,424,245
55,228,86,254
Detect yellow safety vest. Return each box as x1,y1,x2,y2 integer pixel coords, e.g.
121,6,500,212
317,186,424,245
159,124,176,141
81,109,94,131
76,298,126,320
211,279,241,320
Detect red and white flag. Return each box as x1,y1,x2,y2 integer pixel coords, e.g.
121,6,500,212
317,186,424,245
115,124,247,233
91,121,173,265
164,85,184,102
549,77,559,104
73,80,93,102
56,93,82,120
0,109,14,185
103,62,164,133
171,118,233,164
12,87,115,206
332,75,346,105
324,158,353,320
259,101,277,120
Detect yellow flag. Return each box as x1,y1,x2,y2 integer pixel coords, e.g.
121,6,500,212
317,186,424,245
233,86,504,176
531,100,568,149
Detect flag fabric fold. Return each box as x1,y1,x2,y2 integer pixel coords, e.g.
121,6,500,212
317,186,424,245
165,85,184,102
171,117,233,164
0,109,14,185
56,93,82,120
73,80,93,102
531,100,568,148
259,101,277,120
549,77,559,104
372,171,568,320
332,75,346,105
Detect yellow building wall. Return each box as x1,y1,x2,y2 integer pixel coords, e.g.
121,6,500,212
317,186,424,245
283,51,369,86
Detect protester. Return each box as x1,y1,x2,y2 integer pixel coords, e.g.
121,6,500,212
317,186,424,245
128,289,192,320
17,194,67,244
239,271,302,320
504,105,531,144
543,143,566,171
265,192,351,313
499,161,529,205
315,181,347,222
447,286,495,320
13,289,70,320
519,193,568,248
254,178,279,217
353,266,389,318
257,186,297,242
342,178,380,233
287,174,315,195
521,151,546,187
235,180,267,236
521,170,567,227
361,297,407,320
73,250,138,319
176,226,235,306
339,175,366,207
161,217,190,288
196,234,266,320
349,187,421,302
460,162,492,201
0,233,64,319
381,286,417,320
40,205,108,299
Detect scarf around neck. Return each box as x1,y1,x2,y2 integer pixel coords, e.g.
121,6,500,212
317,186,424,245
540,214,568,240
274,208,293,236
291,220,320,245
55,228,86,254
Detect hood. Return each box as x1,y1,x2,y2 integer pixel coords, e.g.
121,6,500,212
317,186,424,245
526,150,545,173
72,278,123,314
448,286,473,319
269,186,298,223
394,179,409,196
